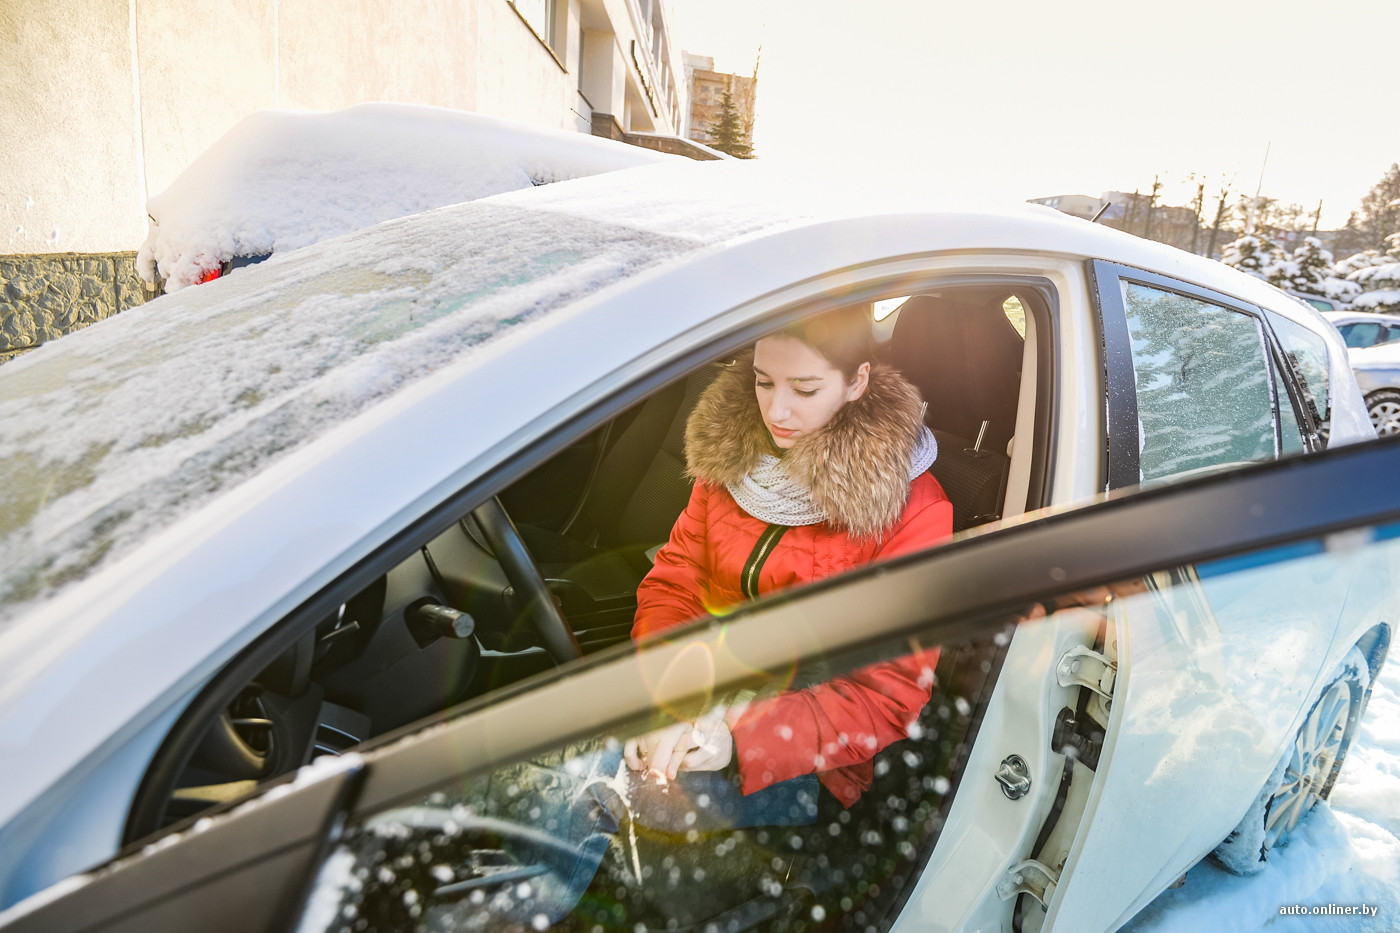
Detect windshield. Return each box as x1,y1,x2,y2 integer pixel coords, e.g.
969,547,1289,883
0,201,701,629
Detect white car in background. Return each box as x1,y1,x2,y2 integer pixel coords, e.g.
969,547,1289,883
1323,310,1400,434
0,149,1388,933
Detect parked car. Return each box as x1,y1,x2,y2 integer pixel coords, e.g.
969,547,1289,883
1323,311,1400,435
1321,309,1400,350
1289,291,1344,315
0,156,1383,933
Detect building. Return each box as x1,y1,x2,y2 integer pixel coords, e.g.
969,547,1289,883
682,52,756,151
1,0,705,363
1027,195,1102,221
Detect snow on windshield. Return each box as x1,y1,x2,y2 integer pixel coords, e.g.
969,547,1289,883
0,161,815,632
137,103,672,291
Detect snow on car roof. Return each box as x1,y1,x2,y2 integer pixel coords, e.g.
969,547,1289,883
137,103,673,292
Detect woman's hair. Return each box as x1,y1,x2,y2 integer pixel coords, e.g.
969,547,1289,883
771,306,874,381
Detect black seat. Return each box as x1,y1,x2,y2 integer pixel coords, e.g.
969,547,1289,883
504,368,719,648
885,295,1024,531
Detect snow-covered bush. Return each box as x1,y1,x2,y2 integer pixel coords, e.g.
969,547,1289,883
1334,249,1389,277
1348,262,1400,313
1341,234,1400,313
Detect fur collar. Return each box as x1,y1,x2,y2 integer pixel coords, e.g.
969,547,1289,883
684,356,928,538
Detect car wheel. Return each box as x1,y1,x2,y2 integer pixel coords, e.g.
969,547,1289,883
1366,390,1400,436
1212,646,1370,874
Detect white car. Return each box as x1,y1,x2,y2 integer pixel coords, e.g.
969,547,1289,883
0,157,1387,933
1322,310,1400,435
1321,309,1400,352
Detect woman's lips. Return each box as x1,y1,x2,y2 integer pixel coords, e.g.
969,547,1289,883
769,425,797,438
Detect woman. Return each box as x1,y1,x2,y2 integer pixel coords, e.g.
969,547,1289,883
624,307,953,807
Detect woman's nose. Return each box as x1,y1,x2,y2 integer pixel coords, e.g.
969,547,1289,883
765,394,790,422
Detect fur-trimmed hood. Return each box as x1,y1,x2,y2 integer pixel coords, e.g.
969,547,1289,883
684,357,929,538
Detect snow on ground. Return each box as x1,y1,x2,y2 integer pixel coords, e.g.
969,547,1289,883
137,103,672,291
1125,650,1400,932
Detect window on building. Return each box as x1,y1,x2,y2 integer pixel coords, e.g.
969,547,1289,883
510,0,556,49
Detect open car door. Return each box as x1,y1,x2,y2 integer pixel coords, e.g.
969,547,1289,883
5,437,1397,933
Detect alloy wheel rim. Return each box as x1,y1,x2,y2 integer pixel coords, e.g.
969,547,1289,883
1263,679,1349,851
1369,400,1400,435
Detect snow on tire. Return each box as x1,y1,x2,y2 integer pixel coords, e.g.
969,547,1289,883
1212,646,1371,875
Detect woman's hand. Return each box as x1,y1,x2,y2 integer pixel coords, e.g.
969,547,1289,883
624,706,733,781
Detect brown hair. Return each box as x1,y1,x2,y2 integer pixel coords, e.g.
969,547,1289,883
771,306,874,381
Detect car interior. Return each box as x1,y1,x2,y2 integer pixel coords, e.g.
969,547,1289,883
125,280,1056,865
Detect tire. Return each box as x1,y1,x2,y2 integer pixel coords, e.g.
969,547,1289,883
1212,647,1370,875
1366,390,1400,437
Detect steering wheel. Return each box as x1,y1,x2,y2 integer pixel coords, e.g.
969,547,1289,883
471,497,583,664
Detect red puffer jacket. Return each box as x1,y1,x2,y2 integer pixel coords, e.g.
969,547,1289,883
633,360,953,806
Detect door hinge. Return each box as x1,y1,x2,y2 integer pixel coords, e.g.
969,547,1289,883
996,857,1060,907
1055,644,1116,705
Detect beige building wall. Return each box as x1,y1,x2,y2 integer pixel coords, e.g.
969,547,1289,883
2,0,680,258
2,1,149,253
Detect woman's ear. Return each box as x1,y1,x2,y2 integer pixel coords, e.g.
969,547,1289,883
845,362,871,402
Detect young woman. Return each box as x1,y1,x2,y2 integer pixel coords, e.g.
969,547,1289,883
625,307,953,807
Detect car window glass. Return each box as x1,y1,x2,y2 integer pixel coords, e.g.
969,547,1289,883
294,621,1011,933
1342,322,1381,348
1275,366,1305,456
1264,310,1332,442
1002,295,1027,338
1121,283,1276,484
290,506,1400,933
1385,326,1400,347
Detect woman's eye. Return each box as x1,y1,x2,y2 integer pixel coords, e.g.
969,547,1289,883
795,388,818,398
755,381,773,390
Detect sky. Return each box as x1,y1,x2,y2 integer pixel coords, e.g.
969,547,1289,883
673,0,1400,230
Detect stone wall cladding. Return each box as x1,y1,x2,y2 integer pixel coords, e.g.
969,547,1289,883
0,252,154,362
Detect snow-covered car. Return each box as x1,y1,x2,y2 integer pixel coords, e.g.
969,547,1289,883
1323,311,1400,435
0,157,1386,933
135,103,674,292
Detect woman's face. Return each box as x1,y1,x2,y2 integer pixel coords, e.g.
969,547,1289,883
753,335,870,449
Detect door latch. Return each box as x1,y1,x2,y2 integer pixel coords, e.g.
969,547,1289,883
1055,644,1116,704
996,857,1060,907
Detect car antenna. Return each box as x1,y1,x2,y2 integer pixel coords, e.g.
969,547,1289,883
1091,201,1112,224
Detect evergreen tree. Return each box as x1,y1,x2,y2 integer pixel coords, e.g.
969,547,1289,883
708,84,753,159
1221,234,1283,281
1272,236,1332,294
1348,163,1400,251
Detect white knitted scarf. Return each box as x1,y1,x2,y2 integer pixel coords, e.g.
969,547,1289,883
727,425,938,528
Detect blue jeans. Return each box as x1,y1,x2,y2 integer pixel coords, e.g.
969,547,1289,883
489,746,819,923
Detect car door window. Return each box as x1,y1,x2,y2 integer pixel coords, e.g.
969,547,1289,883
1120,282,1277,484
1274,365,1306,456
1264,309,1331,444
294,623,1006,933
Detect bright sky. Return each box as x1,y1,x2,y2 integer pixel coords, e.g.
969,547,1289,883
673,0,1400,230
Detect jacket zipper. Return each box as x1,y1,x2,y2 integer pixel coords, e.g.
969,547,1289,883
742,524,789,601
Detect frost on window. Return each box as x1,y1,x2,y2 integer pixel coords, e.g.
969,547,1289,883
1122,283,1276,484
295,632,1007,933
0,204,697,630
